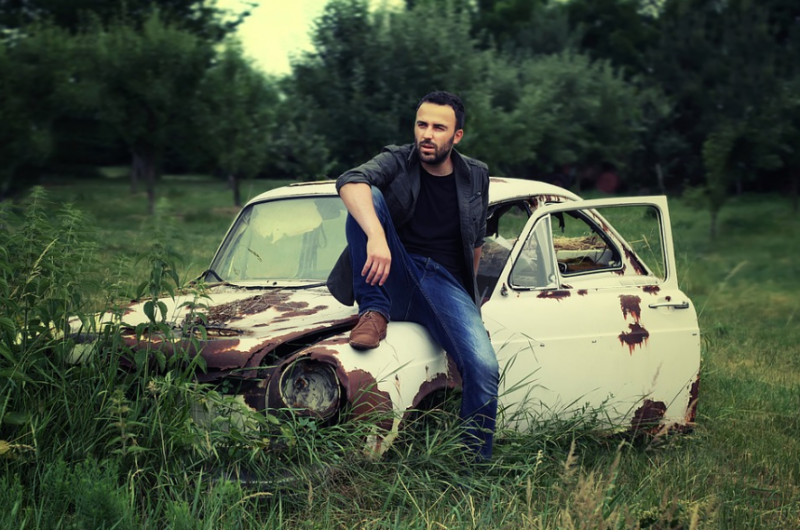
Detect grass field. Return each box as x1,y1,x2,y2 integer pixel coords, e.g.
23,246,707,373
1,176,799,529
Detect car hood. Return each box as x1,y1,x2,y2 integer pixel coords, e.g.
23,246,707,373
116,284,358,378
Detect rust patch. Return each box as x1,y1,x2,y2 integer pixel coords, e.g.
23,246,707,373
642,285,661,295
613,264,627,276
560,284,573,289
577,289,588,296
341,368,393,430
665,296,671,302
618,323,649,354
631,399,667,432
409,363,462,410
623,247,647,275
619,295,642,322
537,290,571,301
686,377,700,424
321,336,350,346
489,177,507,183
206,292,327,324
121,334,251,374
124,314,360,381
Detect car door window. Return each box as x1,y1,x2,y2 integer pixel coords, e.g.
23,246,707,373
508,216,558,289
478,201,532,299
594,205,666,280
550,210,622,276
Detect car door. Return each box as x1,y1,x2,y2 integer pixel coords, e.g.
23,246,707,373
481,197,701,432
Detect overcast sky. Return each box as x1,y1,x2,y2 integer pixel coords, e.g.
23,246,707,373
218,0,404,76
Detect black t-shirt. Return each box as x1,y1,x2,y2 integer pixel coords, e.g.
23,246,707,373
398,168,467,290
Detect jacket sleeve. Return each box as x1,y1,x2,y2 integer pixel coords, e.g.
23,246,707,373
335,147,402,194
474,169,490,248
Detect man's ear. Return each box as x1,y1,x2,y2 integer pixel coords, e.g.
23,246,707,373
453,129,464,145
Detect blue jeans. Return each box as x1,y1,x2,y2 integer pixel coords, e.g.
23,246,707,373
347,187,499,462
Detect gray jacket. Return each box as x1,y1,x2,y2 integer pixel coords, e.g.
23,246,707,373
326,143,490,306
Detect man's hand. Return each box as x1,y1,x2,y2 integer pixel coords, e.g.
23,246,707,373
363,235,391,286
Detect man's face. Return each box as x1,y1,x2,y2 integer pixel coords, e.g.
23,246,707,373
414,102,463,167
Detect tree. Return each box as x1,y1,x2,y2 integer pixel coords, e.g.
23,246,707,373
291,0,493,175
653,0,790,233
564,0,658,76
465,52,664,181
84,11,212,214
472,0,577,56
195,42,278,206
0,23,85,199
0,0,250,41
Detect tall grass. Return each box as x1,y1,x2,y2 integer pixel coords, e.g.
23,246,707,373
1,181,798,528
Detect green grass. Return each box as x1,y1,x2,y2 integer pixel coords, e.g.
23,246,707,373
39,176,295,291
1,179,799,529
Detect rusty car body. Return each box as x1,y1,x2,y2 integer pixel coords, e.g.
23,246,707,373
96,178,701,453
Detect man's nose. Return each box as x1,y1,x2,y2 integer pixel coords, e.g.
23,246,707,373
422,126,434,139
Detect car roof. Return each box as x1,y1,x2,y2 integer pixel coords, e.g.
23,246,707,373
245,177,580,207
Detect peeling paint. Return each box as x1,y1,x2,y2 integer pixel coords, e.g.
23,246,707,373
623,247,647,275
618,323,650,354
207,292,328,324
619,295,642,322
631,399,667,432
343,369,394,430
537,290,571,301
686,377,700,424
577,289,588,296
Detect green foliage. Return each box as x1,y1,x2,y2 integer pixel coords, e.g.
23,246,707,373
194,41,280,203
0,0,250,42
292,0,491,175
82,10,213,213
0,22,86,197
473,0,578,56
468,51,664,178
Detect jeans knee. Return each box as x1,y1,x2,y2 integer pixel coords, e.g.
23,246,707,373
369,187,395,225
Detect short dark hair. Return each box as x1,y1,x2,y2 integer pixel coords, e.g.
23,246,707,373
416,91,465,130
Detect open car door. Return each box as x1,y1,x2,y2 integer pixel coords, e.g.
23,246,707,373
481,196,701,433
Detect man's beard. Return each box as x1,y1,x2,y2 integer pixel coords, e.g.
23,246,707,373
417,134,455,166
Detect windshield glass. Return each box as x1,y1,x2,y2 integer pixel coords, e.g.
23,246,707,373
210,197,348,283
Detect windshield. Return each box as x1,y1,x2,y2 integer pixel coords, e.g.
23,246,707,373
210,197,348,283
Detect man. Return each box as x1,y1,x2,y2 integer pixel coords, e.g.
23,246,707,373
327,91,499,462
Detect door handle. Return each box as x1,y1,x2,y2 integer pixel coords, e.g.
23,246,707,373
648,301,690,309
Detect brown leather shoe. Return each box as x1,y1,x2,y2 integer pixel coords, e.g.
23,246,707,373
349,311,387,350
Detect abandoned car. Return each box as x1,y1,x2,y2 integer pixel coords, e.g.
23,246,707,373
94,178,701,453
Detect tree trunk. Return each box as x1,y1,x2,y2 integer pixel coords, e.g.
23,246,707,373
231,174,241,207
655,163,665,195
130,152,143,194
134,144,158,215
710,208,718,241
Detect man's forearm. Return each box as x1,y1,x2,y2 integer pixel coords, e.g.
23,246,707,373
339,183,385,239
340,183,392,286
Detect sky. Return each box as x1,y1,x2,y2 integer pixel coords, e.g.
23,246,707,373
217,0,404,76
